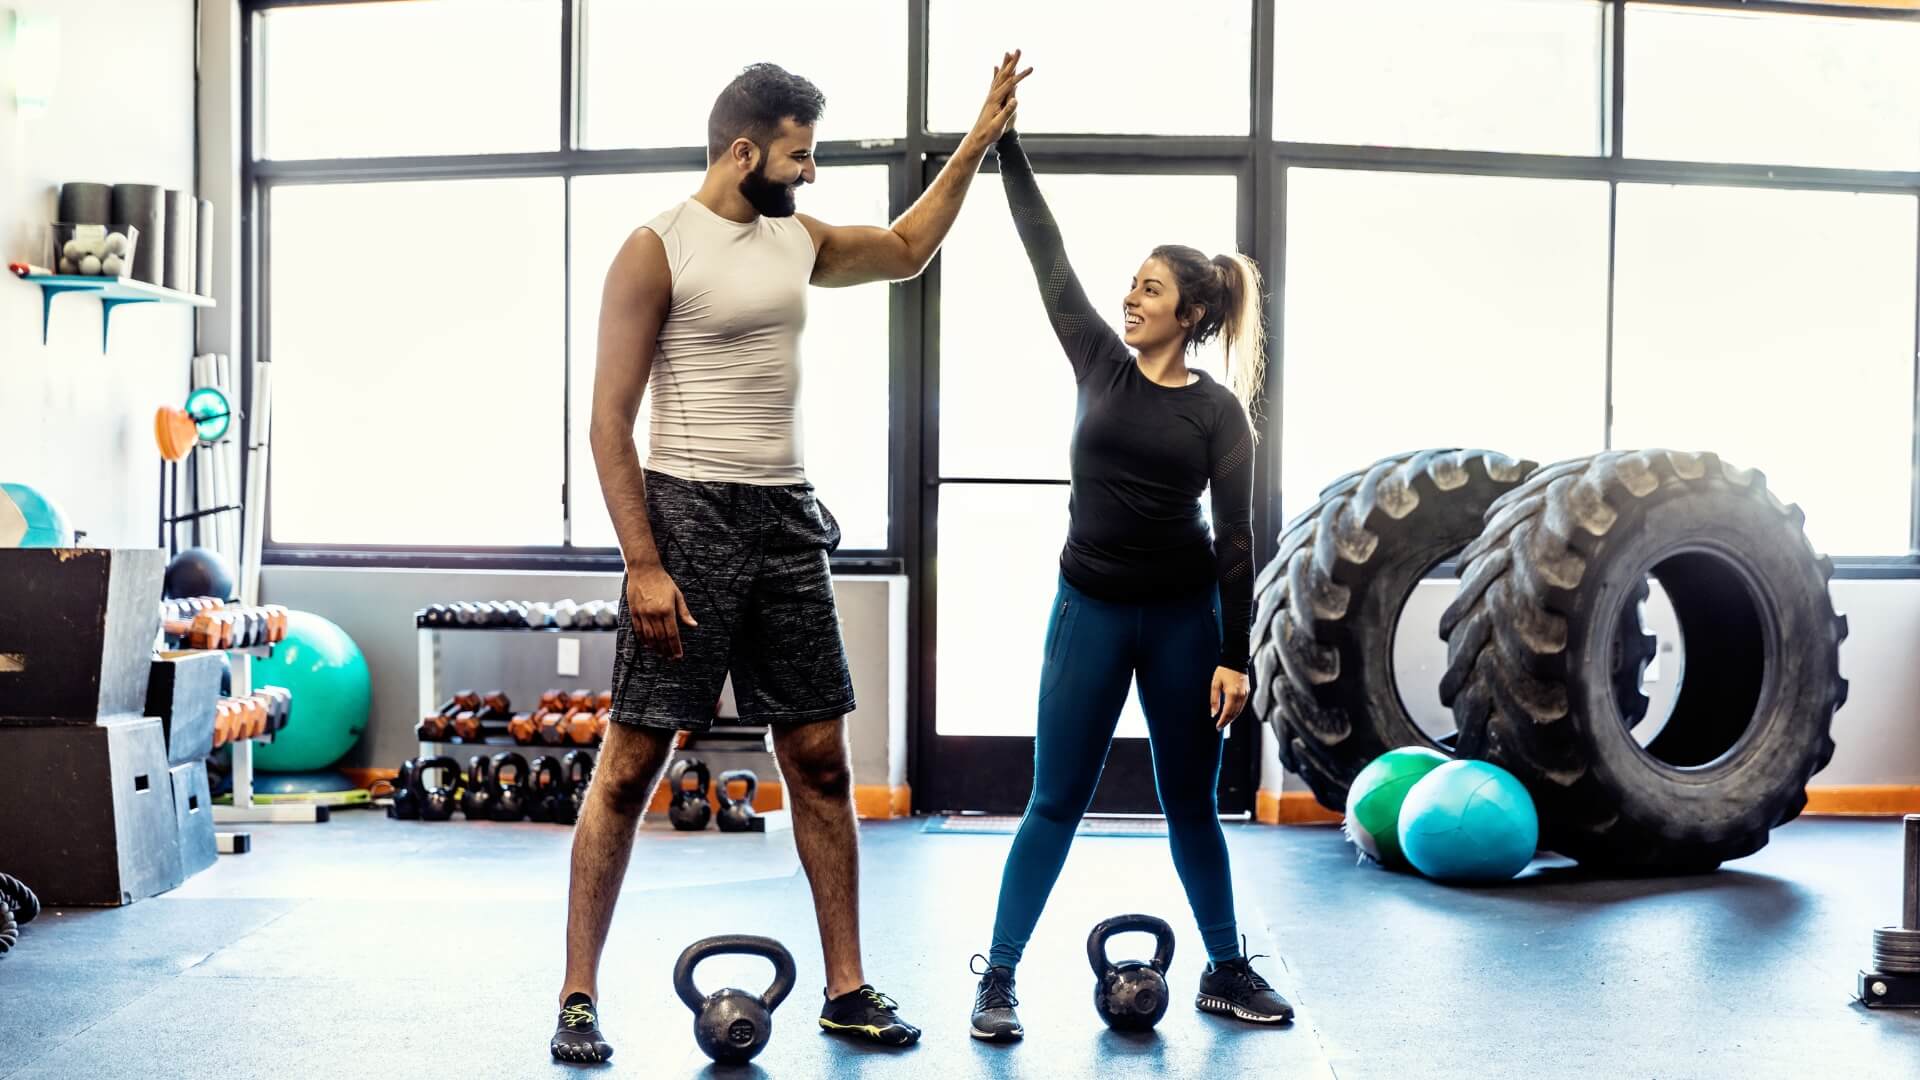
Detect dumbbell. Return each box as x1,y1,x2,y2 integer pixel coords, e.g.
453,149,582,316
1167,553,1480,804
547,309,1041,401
427,691,480,740
264,605,288,643
594,601,619,629
537,706,569,746
552,600,580,628
525,602,553,628
566,706,598,746
211,700,236,748
509,712,538,744
257,686,292,734
594,707,610,744
240,695,268,739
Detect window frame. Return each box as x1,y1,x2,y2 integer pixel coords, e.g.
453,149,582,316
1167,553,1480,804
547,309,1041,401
244,0,1920,817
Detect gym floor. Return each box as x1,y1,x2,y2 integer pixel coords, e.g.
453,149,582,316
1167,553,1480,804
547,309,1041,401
4,813,1918,1080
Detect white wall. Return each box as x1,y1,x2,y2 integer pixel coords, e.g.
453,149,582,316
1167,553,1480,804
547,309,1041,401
1262,577,1920,799
260,566,911,790
0,0,197,546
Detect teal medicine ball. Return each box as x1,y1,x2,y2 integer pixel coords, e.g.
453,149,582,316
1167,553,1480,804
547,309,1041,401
1398,760,1539,883
0,483,74,547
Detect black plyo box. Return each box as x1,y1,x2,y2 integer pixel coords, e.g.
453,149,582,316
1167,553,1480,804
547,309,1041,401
146,651,223,764
0,716,184,905
0,548,164,724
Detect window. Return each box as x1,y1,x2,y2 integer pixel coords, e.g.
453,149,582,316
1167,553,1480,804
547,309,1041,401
1274,0,1607,156
568,166,894,551
580,0,906,150
1612,184,1918,556
1281,167,1611,519
1626,4,1920,171
935,483,1152,738
938,171,1241,480
928,0,1253,135
269,179,565,546
261,0,558,159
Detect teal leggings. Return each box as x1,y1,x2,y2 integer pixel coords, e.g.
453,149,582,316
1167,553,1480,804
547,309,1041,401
987,577,1240,969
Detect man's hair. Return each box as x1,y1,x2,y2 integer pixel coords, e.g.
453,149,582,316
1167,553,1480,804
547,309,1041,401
707,63,826,165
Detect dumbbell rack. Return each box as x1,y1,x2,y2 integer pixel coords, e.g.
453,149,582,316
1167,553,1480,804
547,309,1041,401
414,622,618,762
214,642,328,849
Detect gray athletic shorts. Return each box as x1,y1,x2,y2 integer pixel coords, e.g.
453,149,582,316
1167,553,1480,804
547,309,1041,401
609,469,856,730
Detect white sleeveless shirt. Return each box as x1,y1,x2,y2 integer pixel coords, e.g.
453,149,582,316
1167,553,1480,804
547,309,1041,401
638,198,817,485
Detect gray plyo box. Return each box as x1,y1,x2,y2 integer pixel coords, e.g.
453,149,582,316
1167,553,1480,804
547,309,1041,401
146,651,223,765
0,717,184,905
170,761,216,879
0,548,164,725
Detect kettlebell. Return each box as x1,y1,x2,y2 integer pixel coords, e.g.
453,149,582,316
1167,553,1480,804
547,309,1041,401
415,756,460,821
667,758,713,831
555,750,594,826
672,934,796,1064
461,755,494,820
715,770,761,833
527,755,563,823
490,752,530,821
387,759,421,820
1088,913,1176,1032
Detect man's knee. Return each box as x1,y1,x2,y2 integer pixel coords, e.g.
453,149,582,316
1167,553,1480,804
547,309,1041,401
595,726,673,812
774,720,853,801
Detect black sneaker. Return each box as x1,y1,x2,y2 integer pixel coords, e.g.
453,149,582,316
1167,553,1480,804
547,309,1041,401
818,984,922,1047
969,955,1023,1042
1197,953,1294,1025
550,992,614,1064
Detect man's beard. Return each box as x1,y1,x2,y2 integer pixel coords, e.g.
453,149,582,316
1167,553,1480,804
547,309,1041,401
740,158,797,218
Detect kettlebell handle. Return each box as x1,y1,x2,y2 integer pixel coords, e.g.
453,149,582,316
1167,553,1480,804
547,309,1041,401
561,750,593,786
490,751,530,790
673,934,797,1015
717,770,758,808
1087,913,1176,978
529,755,562,791
670,757,711,794
418,756,459,797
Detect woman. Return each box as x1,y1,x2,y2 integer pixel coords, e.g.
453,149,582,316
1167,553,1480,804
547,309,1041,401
967,119,1291,1041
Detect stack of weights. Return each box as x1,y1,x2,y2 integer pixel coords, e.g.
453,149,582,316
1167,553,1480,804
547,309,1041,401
517,690,611,747
416,691,511,743
161,598,289,651
212,686,291,749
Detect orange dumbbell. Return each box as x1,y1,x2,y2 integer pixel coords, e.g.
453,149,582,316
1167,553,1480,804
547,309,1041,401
452,710,484,742
594,707,610,744
565,707,597,746
596,690,613,712
509,712,537,744
536,708,567,746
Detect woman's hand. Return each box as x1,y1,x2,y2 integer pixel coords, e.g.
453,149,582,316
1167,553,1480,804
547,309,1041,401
967,50,1030,149
1211,667,1249,730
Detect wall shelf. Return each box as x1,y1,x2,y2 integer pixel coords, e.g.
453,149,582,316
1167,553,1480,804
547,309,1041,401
18,273,214,352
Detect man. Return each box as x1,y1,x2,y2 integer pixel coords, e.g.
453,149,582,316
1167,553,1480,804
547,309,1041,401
550,54,1029,1064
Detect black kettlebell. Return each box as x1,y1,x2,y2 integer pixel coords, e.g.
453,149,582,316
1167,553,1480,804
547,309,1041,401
672,934,796,1064
1088,913,1176,1032
461,755,494,820
415,756,459,821
715,770,760,833
490,752,530,821
527,755,562,823
555,750,593,826
387,759,420,820
667,758,712,831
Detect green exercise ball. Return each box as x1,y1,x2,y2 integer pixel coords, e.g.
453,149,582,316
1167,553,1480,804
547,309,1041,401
1344,746,1451,869
250,610,369,772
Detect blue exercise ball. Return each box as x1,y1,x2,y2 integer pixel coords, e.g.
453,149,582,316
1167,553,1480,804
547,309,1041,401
1398,760,1539,883
164,546,237,600
250,611,369,773
0,483,73,547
